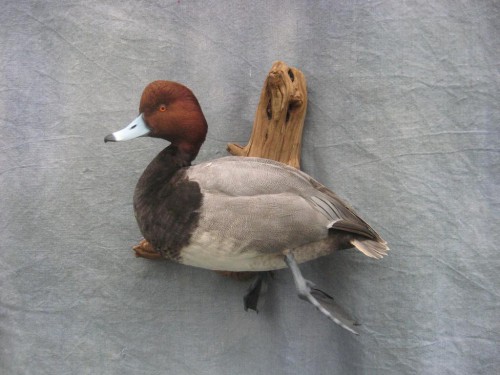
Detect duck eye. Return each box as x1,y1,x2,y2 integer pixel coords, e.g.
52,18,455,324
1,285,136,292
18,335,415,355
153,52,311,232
159,104,167,112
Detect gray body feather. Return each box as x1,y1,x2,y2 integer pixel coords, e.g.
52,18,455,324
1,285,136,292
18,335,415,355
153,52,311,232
179,157,387,270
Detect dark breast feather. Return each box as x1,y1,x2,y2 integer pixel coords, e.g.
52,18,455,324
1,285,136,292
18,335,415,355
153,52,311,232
133,146,203,261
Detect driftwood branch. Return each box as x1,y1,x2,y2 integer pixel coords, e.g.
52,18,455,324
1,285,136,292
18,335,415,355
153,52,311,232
227,61,307,169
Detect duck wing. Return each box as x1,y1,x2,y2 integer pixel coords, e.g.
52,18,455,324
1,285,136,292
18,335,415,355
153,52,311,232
187,157,388,258
308,178,389,258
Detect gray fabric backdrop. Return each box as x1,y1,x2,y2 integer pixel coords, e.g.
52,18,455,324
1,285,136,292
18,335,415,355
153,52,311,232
1,1,499,374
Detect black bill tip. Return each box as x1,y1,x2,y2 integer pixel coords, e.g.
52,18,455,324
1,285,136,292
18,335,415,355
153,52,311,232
104,134,116,143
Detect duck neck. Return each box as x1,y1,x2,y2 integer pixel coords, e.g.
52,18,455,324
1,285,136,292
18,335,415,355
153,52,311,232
134,145,191,201
173,141,202,163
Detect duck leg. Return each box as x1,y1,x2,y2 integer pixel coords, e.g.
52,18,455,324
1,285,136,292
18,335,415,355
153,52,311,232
243,272,271,312
284,251,359,335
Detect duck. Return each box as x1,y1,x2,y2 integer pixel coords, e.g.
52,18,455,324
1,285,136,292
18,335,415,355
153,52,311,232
105,80,389,334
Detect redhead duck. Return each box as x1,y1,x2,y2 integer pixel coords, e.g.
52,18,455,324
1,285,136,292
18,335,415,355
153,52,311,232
105,80,389,334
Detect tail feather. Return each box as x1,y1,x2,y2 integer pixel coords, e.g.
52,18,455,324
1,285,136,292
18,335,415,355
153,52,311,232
351,239,389,259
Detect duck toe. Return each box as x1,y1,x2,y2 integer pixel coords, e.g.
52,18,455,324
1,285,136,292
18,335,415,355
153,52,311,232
243,272,271,313
284,252,359,334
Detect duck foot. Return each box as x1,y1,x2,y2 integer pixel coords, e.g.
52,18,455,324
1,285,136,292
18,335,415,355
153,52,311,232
244,272,271,312
133,239,162,260
284,252,359,335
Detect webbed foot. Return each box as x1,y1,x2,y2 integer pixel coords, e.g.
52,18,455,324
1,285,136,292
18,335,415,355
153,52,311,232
284,252,359,335
244,272,272,313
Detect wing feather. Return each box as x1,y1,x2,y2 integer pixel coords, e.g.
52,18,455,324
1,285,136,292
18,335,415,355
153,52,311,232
189,157,389,257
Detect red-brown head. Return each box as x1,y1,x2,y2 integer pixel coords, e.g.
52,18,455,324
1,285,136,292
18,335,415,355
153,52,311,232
105,81,208,161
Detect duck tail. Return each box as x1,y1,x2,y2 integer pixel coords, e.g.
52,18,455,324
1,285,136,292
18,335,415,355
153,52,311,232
350,238,389,259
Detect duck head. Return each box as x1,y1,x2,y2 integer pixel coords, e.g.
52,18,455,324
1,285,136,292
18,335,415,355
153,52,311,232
105,80,208,161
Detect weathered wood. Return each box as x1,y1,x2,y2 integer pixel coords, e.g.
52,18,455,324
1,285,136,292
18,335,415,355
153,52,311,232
133,239,161,259
227,61,307,169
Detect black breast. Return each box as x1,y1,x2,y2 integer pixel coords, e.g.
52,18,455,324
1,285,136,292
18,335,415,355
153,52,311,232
133,146,203,261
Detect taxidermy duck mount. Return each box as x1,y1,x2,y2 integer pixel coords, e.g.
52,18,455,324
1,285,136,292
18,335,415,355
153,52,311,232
104,61,389,334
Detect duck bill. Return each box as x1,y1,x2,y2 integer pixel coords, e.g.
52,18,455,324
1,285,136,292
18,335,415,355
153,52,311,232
104,114,150,142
